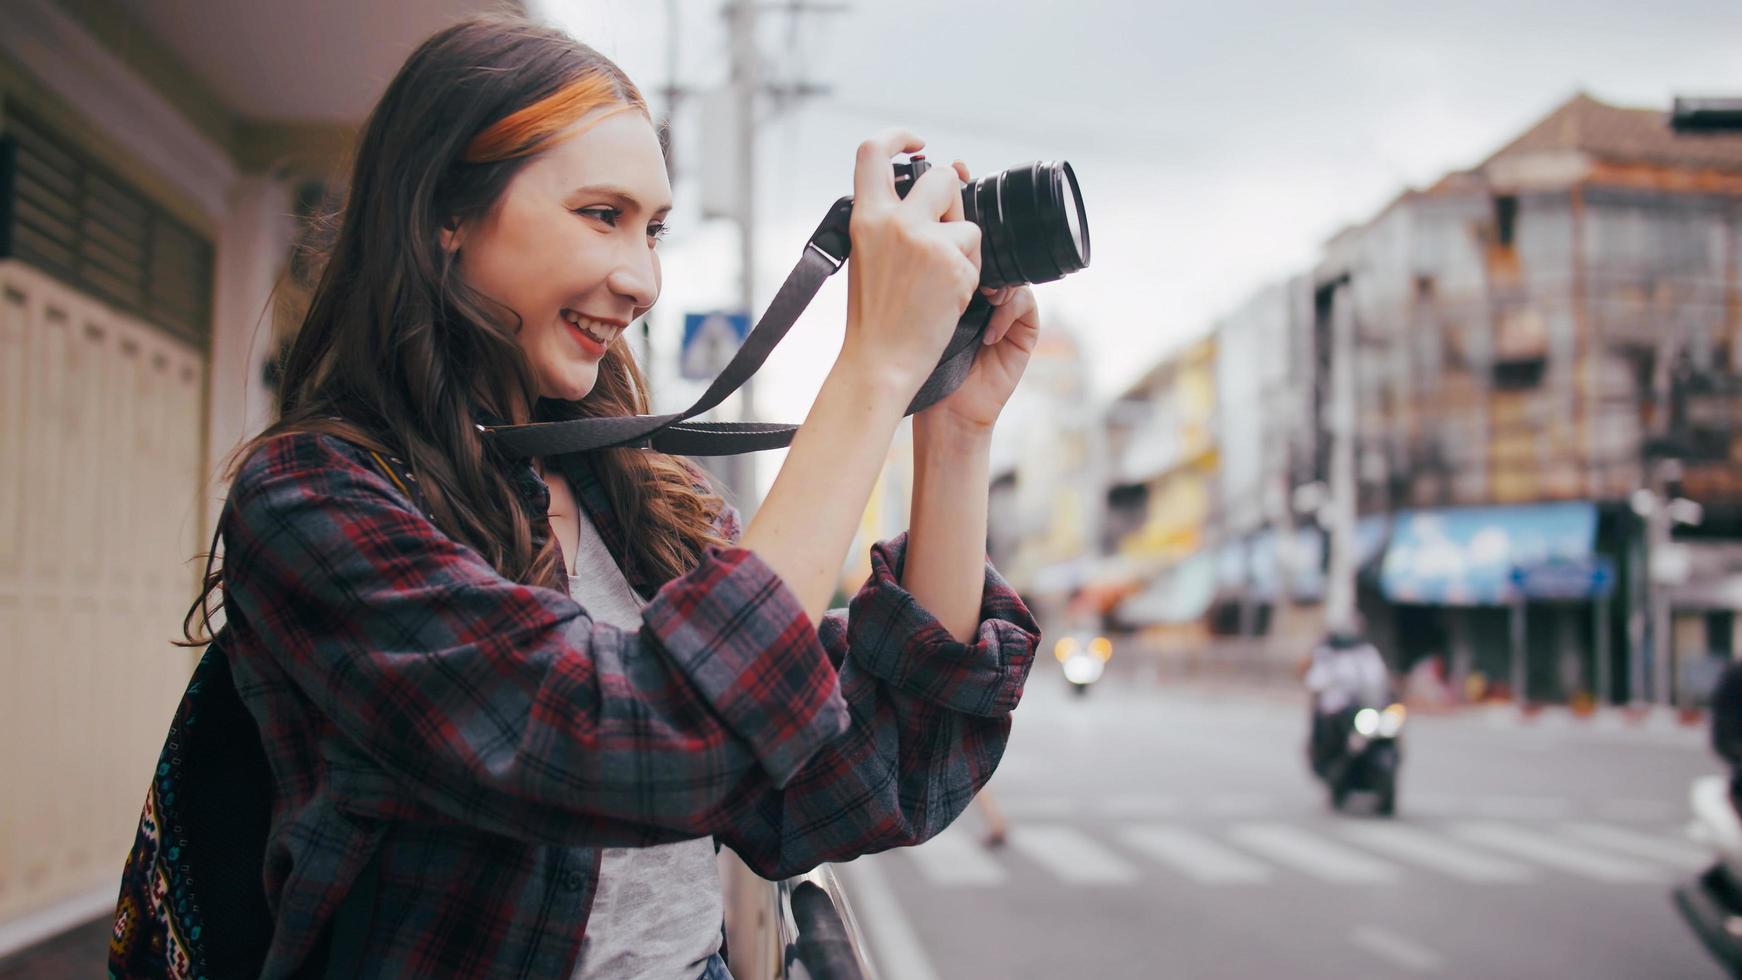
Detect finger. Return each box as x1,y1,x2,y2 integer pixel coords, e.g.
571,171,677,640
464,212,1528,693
1001,288,1041,347
979,285,1014,306
986,287,1038,346
853,129,925,207
951,159,972,183
905,166,966,222
982,293,1020,346
937,219,983,270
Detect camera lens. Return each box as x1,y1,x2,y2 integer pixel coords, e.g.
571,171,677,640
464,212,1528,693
962,161,1090,288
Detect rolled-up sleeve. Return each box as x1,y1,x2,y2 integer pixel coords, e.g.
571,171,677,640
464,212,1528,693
714,531,1040,880
824,531,1032,717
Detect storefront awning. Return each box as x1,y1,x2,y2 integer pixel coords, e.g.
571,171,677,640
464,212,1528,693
1114,553,1218,625
1666,542,1742,611
1380,502,1600,606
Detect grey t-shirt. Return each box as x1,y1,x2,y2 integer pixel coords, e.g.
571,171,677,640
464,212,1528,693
566,503,723,980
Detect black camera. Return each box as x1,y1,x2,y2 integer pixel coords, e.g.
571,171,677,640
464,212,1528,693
891,155,1090,288
809,155,1090,289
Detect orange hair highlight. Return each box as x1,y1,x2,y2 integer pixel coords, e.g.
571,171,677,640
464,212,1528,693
463,74,645,163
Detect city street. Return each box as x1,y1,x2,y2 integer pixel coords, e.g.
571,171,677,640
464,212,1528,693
838,660,1727,980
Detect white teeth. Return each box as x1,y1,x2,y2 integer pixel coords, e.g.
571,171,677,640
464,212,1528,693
562,310,613,344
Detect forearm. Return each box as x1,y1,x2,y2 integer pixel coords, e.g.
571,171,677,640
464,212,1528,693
904,415,993,642
739,359,909,625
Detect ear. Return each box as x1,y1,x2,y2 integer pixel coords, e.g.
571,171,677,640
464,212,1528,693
438,215,466,255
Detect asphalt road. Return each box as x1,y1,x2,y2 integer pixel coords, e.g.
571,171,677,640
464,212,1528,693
837,664,1728,980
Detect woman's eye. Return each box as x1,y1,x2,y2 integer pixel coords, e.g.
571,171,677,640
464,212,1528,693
575,206,620,226
575,208,667,245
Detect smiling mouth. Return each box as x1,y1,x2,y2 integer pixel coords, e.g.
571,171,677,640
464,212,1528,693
561,309,619,348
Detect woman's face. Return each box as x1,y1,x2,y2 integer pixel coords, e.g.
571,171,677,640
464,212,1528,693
446,106,671,402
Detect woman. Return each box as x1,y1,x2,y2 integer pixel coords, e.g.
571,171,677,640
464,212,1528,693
204,15,1040,979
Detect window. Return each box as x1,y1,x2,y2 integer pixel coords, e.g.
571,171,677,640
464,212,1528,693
1493,195,1519,247
0,109,213,348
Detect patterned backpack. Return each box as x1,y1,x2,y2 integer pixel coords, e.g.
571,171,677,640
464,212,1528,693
108,449,420,978
108,630,276,979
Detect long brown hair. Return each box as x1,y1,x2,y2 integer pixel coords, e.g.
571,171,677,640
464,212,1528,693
184,15,731,644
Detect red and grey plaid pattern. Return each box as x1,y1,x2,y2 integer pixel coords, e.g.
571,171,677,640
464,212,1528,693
219,432,1038,978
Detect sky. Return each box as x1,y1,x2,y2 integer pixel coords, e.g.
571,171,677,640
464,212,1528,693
534,0,1742,489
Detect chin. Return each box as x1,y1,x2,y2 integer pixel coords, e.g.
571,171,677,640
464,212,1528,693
537,366,598,403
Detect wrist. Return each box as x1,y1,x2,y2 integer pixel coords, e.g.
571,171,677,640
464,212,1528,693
914,409,995,447
821,353,913,423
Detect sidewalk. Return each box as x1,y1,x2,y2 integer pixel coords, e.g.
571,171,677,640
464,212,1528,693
0,916,107,979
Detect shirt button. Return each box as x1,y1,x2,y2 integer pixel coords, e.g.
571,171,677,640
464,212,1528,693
564,871,586,891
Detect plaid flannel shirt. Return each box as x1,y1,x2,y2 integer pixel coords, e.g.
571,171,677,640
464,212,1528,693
219,431,1039,978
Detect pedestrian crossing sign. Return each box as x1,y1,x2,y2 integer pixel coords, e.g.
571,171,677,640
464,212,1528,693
681,310,750,381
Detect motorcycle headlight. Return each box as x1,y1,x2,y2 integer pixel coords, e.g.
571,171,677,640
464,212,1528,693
1353,708,1380,737
1063,653,1104,684
1377,704,1407,738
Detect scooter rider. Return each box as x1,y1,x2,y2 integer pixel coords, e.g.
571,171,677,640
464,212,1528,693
1304,626,1392,775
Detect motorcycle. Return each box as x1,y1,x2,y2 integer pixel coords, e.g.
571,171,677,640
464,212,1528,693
1054,634,1112,697
1311,702,1405,816
1672,775,1742,976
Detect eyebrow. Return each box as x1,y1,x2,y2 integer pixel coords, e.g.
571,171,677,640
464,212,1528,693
570,183,672,217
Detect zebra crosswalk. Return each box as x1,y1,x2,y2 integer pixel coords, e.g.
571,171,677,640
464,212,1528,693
895,818,1702,890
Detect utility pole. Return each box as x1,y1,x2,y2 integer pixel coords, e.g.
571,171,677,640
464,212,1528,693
1324,276,1358,636
728,0,758,510
715,0,843,509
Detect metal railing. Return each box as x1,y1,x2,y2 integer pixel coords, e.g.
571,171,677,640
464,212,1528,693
774,866,877,980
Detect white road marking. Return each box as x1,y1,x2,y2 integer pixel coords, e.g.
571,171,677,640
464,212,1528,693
1472,796,1571,819
1402,793,1458,817
1228,823,1402,883
1000,795,1079,819
837,856,941,980
1203,793,1274,816
1008,824,1141,885
1561,822,1709,868
1339,824,1536,883
1597,798,1677,821
1119,824,1273,883
902,823,1007,886
1450,822,1663,882
1350,925,1445,973
1102,792,1183,818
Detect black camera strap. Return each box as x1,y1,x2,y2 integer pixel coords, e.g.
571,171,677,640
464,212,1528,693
480,208,993,459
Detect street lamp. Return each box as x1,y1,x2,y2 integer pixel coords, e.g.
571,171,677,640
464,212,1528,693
1632,474,1706,706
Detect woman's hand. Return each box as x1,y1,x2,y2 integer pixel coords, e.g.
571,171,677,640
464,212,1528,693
839,130,983,398
915,159,1041,435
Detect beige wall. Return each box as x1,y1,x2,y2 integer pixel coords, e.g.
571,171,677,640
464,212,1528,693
0,261,206,930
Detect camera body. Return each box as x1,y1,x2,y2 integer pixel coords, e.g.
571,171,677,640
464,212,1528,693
808,155,1090,290
892,155,1089,289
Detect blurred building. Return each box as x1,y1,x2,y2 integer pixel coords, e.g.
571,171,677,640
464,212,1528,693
1097,93,1742,703
1319,93,1742,704
1094,337,1221,643
0,0,511,954
989,324,1102,605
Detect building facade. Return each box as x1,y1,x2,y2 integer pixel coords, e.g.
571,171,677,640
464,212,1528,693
1089,94,1742,704
0,0,509,953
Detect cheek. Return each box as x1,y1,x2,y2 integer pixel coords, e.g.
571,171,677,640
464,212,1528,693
467,209,581,319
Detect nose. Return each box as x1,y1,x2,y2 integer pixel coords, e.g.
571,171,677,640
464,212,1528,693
605,240,660,315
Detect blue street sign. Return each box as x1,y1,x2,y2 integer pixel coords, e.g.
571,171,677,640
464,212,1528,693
681,311,750,381
1507,556,1615,600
